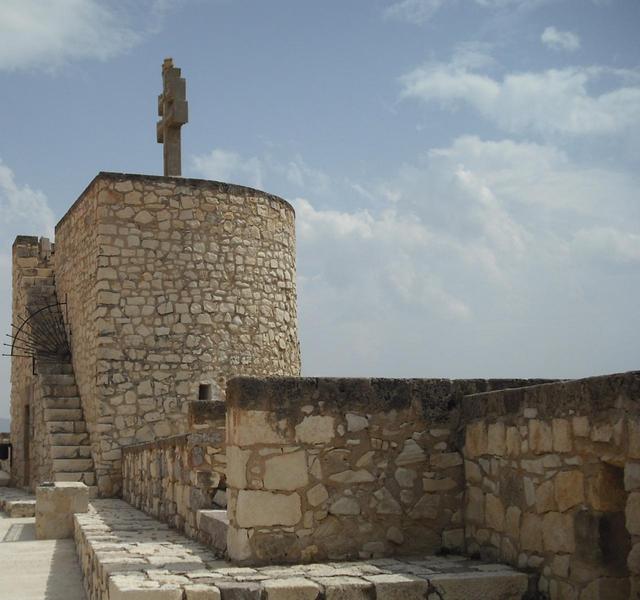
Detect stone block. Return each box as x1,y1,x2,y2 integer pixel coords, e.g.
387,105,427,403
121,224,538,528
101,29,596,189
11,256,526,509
230,410,287,446
625,462,640,491
0,471,9,486
365,573,428,599
262,577,321,600
429,571,528,600
587,464,626,511
235,490,301,528
528,420,552,454
626,492,640,536
520,513,543,552
465,422,488,458
554,470,584,512
466,486,484,524
216,581,261,600
185,585,222,599
485,494,505,531
263,451,309,491
227,526,251,562
487,422,506,456
313,576,373,600
36,482,89,539
295,416,335,444
109,579,183,599
396,439,426,466
542,511,574,553
226,446,250,489
552,419,572,452
535,480,556,513
307,483,329,507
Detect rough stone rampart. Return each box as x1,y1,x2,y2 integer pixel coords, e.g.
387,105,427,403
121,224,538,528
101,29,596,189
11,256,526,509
461,371,640,598
223,376,544,564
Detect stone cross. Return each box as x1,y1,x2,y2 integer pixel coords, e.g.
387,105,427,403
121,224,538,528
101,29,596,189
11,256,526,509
157,58,188,177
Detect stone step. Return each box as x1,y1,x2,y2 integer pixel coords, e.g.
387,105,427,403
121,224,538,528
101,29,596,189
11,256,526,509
37,363,73,375
40,373,76,386
197,509,228,555
46,421,87,434
52,458,94,472
42,383,78,397
49,432,90,446
51,445,92,459
44,396,81,410
44,408,83,422
55,471,96,486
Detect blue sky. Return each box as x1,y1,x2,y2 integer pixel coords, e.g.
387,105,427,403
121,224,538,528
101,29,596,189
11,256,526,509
1,0,639,418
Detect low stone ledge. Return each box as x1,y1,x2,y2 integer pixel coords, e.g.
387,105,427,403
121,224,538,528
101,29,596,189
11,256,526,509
0,487,36,517
36,481,89,539
74,499,530,600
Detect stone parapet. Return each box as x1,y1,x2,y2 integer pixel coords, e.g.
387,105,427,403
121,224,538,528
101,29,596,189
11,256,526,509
460,370,640,599
224,376,547,564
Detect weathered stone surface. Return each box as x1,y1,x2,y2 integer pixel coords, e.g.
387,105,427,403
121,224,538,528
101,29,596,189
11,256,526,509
626,492,640,536
263,451,309,491
295,416,335,444
465,422,487,458
554,470,584,512
307,484,329,507
365,574,428,599
262,578,321,600
185,585,222,599
35,482,89,540
313,576,373,600
552,419,572,452
485,494,505,531
236,490,301,528
528,420,552,454
429,571,528,600
329,497,360,516
216,581,262,600
520,513,543,552
542,512,575,553
396,440,426,466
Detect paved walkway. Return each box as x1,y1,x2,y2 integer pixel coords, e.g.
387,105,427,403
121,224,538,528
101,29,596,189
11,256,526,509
0,511,86,600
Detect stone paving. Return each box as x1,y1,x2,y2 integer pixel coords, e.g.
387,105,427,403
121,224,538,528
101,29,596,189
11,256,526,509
75,499,530,600
0,486,36,517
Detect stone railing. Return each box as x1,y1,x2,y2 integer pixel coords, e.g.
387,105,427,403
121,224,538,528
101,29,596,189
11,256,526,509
460,371,640,599
224,376,545,564
121,401,226,545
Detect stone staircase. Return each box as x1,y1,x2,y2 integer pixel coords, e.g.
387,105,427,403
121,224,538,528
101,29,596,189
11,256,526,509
38,361,96,493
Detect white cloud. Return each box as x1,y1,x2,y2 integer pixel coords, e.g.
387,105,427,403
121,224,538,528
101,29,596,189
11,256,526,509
191,149,264,189
0,0,174,71
400,55,640,135
383,0,447,24
0,161,56,418
541,26,581,51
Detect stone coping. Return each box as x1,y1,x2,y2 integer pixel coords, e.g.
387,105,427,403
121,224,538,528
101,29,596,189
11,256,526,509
56,171,294,232
461,370,640,421
74,499,529,599
226,377,553,420
189,400,226,427
121,429,224,454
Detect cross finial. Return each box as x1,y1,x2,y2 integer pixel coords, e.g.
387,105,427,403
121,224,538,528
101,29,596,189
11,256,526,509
157,57,188,176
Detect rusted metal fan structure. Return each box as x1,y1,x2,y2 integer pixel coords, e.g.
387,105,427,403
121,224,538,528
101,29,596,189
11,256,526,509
3,301,71,372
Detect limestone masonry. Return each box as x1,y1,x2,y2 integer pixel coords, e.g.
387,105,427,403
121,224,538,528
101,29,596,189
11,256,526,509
6,164,640,600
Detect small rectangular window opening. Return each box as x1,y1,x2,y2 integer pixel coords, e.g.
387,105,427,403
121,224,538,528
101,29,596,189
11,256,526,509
198,384,212,401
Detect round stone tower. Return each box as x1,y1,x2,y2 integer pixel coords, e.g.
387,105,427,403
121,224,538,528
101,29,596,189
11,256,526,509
54,172,301,494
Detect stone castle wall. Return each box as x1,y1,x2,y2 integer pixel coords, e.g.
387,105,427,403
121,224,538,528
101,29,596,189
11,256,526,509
223,376,545,564
10,237,56,489
55,172,300,496
461,372,640,599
